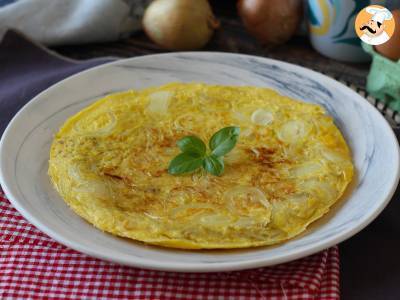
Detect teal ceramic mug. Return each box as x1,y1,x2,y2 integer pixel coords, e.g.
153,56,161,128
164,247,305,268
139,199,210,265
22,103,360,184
307,0,395,62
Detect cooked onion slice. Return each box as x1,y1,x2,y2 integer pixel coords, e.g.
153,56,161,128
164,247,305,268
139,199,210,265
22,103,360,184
73,180,110,198
241,128,253,137
68,164,84,182
291,161,324,178
320,147,353,179
251,108,273,126
147,91,173,114
299,179,337,202
74,112,116,136
286,193,317,219
196,214,231,227
223,186,271,225
171,203,215,218
224,148,245,164
233,111,248,122
224,186,270,208
277,120,312,143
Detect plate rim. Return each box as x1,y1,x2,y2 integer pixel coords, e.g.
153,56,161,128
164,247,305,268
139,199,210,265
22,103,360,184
1,52,399,272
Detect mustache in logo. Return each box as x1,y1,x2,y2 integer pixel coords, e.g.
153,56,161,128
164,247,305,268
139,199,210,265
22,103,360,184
360,25,376,34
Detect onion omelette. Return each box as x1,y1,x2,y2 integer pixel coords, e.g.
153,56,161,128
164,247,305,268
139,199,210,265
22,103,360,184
49,83,354,249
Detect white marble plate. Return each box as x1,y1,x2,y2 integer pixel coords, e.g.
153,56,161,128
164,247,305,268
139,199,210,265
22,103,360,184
1,53,399,272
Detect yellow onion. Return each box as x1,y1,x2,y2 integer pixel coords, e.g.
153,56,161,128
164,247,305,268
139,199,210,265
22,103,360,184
237,0,303,46
143,0,220,50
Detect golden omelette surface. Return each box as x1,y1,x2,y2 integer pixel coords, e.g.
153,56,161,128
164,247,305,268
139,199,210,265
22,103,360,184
49,83,354,249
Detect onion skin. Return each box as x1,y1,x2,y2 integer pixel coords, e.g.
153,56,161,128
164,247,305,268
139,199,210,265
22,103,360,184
237,0,303,46
143,0,220,50
374,10,400,61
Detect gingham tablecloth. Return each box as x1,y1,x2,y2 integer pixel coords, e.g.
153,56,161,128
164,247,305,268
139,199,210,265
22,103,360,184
0,30,340,299
0,188,340,300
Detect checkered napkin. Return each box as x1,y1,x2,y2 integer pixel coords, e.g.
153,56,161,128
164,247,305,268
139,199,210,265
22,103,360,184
0,189,339,299
0,31,340,299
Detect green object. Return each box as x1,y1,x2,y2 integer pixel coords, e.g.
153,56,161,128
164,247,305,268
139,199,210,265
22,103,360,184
362,43,400,112
209,126,240,157
168,126,240,176
176,136,206,156
168,152,204,175
203,155,224,176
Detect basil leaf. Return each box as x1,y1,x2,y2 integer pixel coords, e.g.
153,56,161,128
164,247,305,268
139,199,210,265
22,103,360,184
176,135,206,156
168,152,204,175
203,155,224,176
168,126,240,177
209,126,240,157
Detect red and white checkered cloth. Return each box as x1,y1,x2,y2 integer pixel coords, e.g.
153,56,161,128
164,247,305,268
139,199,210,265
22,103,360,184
0,188,340,299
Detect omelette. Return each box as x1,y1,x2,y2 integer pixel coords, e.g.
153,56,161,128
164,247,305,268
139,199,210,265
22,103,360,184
49,83,354,249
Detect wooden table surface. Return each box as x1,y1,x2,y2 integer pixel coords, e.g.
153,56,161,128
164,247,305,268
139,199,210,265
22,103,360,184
54,1,371,91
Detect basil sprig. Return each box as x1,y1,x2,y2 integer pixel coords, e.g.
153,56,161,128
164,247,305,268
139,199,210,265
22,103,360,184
168,126,240,176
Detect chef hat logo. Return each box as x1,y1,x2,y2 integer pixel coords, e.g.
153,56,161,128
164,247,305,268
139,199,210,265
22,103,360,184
355,5,396,46
366,7,393,24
